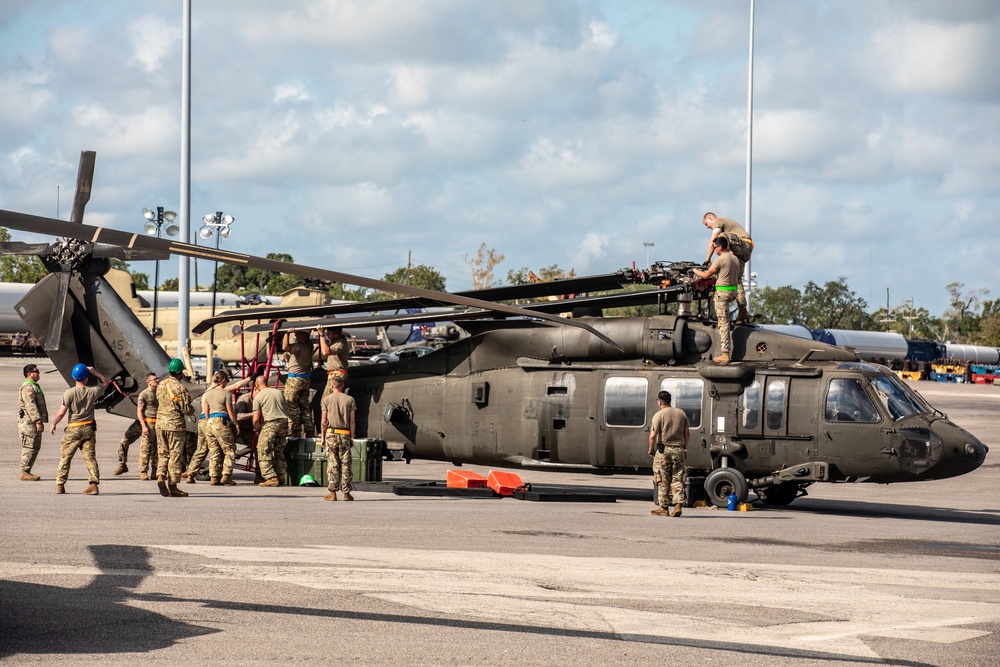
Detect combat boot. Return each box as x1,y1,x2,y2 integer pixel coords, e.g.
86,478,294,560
324,491,337,501
221,475,236,486
259,477,280,487
210,477,221,486
671,504,683,518
156,475,169,497
343,491,354,501
82,483,99,495
650,507,670,517
56,484,65,494
20,471,40,481
184,471,197,484
734,307,753,325
139,472,149,481
274,474,285,486
167,484,188,497
712,353,730,364
113,463,128,475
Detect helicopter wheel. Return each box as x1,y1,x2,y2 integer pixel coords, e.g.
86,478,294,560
704,468,748,508
757,482,800,506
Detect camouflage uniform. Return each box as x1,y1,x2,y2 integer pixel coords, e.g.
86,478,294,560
155,375,194,484
712,216,753,307
324,432,353,493
322,336,351,398
253,386,289,482
321,391,356,493
650,406,689,508
652,447,686,507
185,417,209,477
201,385,236,479
711,251,741,358
117,419,142,466
283,339,315,437
206,417,237,478
137,387,159,477
19,378,48,474
56,384,103,486
256,419,289,482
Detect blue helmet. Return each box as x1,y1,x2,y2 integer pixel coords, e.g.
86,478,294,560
71,363,89,381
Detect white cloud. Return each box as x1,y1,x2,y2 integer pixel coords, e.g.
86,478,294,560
73,103,176,157
870,18,1000,96
273,81,311,104
127,15,178,73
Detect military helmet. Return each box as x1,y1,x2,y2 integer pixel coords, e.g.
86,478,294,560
168,358,185,374
71,363,89,381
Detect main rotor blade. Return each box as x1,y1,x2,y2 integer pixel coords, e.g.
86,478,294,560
92,244,170,261
70,151,96,224
0,209,624,351
190,270,643,334
0,242,53,257
44,271,71,352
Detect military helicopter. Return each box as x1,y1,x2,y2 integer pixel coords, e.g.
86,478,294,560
198,263,990,507
0,152,988,507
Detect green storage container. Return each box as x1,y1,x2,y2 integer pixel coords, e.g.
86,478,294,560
284,437,327,486
284,437,383,486
351,438,384,482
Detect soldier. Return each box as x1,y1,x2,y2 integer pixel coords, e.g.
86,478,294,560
156,358,195,498
282,329,317,438
252,374,289,488
701,212,753,324
648,390,689,517
319,373,356,501
692,235,741,364
318,326,351,398
113,420,142,476
49,364,111,495
18,363,47,481
199,370,241,486
183,373,252,484
136,373,159,480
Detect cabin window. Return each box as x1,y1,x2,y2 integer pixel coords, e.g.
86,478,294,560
825,378,880,423
742,381,760,430
604,377,648,427
658,378,703,428
765,380,786,431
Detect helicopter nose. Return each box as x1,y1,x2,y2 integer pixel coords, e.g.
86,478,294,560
925,419,988,480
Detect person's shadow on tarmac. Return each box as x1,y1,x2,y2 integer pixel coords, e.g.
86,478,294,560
0,544,217,658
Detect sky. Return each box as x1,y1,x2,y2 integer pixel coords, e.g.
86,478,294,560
0,0,998,317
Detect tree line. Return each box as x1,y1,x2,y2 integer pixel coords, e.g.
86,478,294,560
754,278,1000,347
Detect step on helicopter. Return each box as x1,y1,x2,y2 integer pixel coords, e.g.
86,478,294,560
0,151,988,507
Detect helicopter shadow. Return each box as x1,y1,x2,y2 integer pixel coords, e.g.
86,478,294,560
0,544,217,659
772,497,1000,526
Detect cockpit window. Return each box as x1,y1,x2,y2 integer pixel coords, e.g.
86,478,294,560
825,378,880,423
869,374,926,421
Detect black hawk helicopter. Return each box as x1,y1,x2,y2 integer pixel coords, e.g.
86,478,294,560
0,152,988,507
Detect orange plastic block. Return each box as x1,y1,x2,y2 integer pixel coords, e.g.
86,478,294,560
487,470,525,496
447,470,488,489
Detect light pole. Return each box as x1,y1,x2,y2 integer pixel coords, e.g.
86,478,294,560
200,211,235,368
142,206,179,337
643,242,655,268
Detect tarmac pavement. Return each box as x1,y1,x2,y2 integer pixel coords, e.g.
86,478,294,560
1,359,998,666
